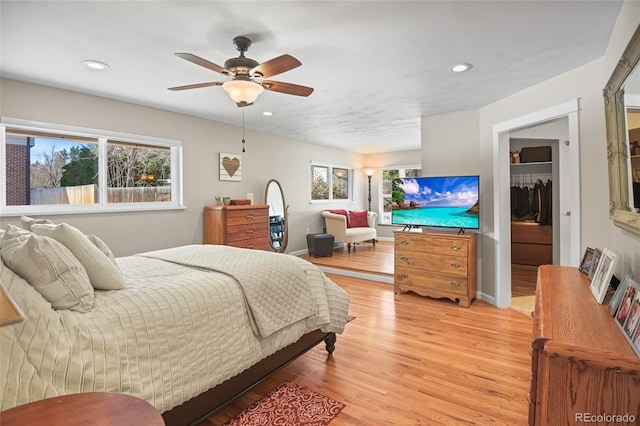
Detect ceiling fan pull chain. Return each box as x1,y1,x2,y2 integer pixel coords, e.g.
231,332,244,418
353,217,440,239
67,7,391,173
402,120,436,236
242,107,246,153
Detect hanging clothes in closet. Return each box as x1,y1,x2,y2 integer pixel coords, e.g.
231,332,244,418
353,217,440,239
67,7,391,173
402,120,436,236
510,176,552,225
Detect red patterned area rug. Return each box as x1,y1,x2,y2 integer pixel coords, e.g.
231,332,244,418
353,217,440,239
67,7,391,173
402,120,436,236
222,381,345,426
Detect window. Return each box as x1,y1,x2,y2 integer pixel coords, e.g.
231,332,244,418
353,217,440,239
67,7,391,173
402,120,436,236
310,163,352,201
380,166,421,224
1,118,183,215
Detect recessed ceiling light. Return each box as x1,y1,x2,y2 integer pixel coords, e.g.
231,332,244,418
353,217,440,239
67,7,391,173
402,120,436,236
262,111,273,116
449,63,473,73
83,60,109,70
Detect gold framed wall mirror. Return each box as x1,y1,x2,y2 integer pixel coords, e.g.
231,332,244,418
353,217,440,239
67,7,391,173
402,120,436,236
604,24,640,235
264,179,289,252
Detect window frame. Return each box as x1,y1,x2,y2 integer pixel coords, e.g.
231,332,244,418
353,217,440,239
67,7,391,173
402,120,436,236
1,117,184,216
379,165,421,224
310,161,353,203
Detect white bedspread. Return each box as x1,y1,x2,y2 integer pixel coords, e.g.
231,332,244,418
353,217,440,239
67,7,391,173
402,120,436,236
0,245,349,413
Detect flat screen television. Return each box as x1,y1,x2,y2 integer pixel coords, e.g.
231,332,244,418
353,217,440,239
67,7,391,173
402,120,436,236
391,175,479,231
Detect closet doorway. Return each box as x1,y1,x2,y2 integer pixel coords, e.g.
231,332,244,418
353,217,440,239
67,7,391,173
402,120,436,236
492,100,581,309
509,137,559,311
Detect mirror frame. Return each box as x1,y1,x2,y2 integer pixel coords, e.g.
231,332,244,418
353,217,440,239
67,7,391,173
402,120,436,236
604,24,640,235
264,179,289,253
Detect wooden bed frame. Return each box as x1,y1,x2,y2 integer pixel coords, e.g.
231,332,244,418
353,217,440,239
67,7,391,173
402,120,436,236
162,330,337,425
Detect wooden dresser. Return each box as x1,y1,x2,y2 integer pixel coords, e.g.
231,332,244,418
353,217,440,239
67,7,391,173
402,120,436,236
203,205,270,250
511,221,552,266
530,265,640,425
394,231,477,307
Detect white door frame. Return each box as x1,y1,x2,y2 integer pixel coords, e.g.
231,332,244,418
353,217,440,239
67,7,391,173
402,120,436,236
492,99,581,308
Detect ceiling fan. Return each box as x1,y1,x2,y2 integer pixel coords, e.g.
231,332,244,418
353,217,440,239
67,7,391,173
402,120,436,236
168,36,314,107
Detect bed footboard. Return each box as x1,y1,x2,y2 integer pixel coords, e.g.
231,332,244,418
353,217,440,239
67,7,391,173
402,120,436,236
162,330,336,426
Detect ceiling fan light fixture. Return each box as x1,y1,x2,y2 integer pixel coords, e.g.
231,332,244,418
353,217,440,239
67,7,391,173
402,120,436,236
223,80,264,104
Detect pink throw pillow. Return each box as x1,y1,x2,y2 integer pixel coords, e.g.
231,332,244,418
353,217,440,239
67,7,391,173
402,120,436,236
327,209,349,226
349,210,369,228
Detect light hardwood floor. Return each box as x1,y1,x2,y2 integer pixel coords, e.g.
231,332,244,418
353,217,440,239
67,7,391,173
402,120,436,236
203,242,534,425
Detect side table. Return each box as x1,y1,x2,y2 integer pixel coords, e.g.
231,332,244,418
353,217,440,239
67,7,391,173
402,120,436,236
0,392,164,425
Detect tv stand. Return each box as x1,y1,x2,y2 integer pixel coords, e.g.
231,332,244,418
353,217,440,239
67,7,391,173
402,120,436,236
402,224,420,232
457,228,466,235
394,230,477,307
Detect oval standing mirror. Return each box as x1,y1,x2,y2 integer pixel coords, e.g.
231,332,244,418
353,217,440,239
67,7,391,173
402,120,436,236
264,179,288,252
604,24,640,235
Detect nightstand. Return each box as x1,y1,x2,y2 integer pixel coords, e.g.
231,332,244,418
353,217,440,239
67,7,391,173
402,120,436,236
1,392,164,425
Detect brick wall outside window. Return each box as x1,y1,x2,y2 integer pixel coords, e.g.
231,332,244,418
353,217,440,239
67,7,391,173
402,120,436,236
5,144,29,205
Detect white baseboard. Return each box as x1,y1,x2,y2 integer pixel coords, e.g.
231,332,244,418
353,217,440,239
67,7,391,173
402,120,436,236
317,266,394,284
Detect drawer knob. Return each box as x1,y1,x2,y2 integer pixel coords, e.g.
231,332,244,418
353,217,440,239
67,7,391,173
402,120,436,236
450,245,460,251
450,281,460,287
246,230,254,234
400,273,408,279
400,255,409,261
245,214,255,220
400,240,409,246
450,262,460,268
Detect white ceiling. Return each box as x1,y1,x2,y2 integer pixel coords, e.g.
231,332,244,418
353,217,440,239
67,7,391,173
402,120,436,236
0,1,623,154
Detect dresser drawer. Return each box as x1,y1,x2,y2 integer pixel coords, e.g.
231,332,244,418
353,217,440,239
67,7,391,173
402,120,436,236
227,238,271,250
226,209,269,226
227,224,269,243
395,250,467,276
395,266,468,295
395,233,468,256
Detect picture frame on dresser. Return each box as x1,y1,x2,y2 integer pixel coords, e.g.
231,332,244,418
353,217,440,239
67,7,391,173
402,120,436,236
589,248,617,303
609,272,633,316
579,247,595,275
587,248,602,280
614,278,640,357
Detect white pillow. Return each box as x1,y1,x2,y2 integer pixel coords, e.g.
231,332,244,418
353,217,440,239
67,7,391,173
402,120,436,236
1,224,94,312
20,215,54,231
31,223,126,290
86,234,118,265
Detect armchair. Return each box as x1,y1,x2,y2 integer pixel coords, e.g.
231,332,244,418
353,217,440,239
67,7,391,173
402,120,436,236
321,210,377,253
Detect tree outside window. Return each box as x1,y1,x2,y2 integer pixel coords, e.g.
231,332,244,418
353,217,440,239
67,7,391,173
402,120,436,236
311,164,352,201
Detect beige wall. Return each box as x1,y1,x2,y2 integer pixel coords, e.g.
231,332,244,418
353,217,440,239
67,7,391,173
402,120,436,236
0,79,369,255
422,1,640,299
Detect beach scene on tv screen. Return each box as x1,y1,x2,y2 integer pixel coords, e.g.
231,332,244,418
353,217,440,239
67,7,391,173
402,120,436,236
393,176,479,229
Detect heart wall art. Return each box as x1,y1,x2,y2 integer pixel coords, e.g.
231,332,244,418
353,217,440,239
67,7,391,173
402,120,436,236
219,152,242,182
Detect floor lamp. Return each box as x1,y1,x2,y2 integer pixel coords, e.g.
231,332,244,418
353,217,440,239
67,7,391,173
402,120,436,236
364,168,377,211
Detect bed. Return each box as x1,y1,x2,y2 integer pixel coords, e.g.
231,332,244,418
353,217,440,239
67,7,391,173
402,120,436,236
0,221,349,425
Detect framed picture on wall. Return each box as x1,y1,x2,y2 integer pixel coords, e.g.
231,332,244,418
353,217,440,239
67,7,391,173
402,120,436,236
579,247,595,275
589,248,617,304
219,152,242,182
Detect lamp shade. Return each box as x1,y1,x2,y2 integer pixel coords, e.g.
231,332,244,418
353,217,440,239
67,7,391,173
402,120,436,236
0,285,24,327
222,80,264,104
363,168,377,177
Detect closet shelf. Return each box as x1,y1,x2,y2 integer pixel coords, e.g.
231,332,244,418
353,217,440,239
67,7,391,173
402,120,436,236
510,161,552,175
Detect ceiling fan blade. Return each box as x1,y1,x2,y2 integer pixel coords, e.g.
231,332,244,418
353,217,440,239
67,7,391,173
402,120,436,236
262,80,314,97
251,54,301,78
168,82,223,91
175,53,233,76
